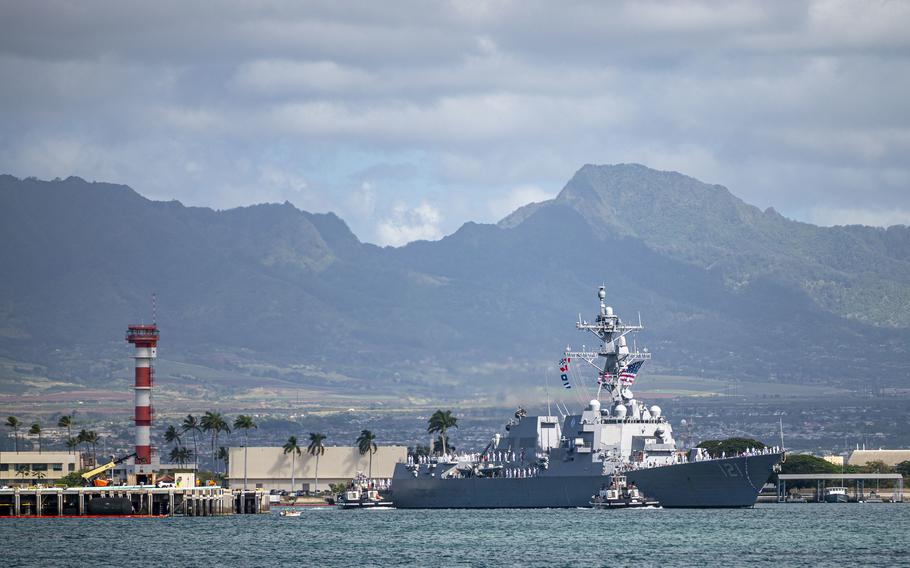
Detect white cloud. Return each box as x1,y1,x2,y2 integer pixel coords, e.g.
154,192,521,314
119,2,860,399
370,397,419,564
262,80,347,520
230,59,373,95
1,1,909,244
488,185,553,220
376,201,444,246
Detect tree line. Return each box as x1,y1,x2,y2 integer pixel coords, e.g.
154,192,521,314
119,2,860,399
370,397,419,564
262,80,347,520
5,415,100,462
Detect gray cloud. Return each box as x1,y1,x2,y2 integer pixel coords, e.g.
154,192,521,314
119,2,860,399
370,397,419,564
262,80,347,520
1,0,908,244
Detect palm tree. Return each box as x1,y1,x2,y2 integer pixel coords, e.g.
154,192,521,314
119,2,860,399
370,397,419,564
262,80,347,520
164,425,182,448
283,436,301,492
201,412,231,472
306,432,326,494
82,431,100,465
181,414,201,469
29,422,42,453
58,414,74,451
216,446,229,476
427,409,458,455
77,429,89,457
65,436,79,454
5,416,21,453
169,446,192,467
356,429,378,478
200,411,231,469
233,415,256,490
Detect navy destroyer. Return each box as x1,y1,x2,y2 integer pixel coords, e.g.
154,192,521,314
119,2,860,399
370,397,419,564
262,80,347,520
391,285,784,508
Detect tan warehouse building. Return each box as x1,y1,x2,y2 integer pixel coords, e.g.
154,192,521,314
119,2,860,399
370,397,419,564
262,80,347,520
848,449,910,467
227,446,407,492
0,451,83,486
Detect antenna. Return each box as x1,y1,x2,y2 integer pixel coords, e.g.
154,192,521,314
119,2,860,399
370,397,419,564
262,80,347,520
152,292,157,325
779,416,785,450
545,368,552,417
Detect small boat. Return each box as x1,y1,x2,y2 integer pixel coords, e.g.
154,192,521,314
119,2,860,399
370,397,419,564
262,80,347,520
279,509,302,517
590,475,659,509
336,487,394,509
824,487,848,503
784,494,807,503
861,491,884,503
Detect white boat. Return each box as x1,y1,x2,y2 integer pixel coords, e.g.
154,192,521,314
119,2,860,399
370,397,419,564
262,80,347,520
824,487,848,503
279,509,302,517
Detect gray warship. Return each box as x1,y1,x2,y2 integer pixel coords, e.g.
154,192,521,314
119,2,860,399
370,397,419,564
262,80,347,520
391,285,784,508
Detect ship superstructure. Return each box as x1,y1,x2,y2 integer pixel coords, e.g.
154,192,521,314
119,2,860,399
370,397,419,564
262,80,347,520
391,285,784,508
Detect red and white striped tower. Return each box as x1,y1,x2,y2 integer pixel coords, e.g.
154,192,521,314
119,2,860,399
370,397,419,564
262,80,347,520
126,324,159,464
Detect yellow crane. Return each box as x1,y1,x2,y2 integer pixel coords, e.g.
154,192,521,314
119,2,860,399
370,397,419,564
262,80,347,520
81,453,136,487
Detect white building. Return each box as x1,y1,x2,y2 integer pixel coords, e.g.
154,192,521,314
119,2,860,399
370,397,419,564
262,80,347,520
0,451,83,486
227,446,407,492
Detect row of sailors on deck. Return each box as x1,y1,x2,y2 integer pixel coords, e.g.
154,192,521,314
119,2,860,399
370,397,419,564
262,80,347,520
408,450,527,465
691,445,782,462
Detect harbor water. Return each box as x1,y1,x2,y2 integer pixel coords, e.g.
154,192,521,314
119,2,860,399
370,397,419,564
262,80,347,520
2,504,908,567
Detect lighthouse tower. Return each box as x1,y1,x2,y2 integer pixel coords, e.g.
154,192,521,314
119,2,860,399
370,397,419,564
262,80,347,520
126,324,159,466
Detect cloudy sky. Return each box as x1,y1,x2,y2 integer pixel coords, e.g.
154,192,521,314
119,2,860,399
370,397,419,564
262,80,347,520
1,1,908,244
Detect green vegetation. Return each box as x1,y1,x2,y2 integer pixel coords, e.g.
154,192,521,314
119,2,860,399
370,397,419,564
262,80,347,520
78,430,100,464
58,468,90,487
697,438,765,458
181,414,201,469
234,415,257,489
432,436,455,455
307,432,326,493
201,412,230,473
28,422,41,453
896,461,910,478
329,482,347,495
169,446,193,466
410,444,431,458
780,454,841,475
164,424,182,447
356,429,378,477
427,410,457,455
283,436,301,492
5,416,21,452
57,414,74,452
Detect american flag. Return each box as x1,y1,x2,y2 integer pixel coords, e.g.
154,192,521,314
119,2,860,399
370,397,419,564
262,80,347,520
619,360,644,385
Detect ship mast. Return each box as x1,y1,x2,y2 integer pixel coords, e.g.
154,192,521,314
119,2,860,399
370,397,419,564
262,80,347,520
564,285,650,403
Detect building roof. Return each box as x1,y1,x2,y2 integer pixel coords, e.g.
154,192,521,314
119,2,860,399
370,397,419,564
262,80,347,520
778,473,902,480
847,449,910,466
0,451,80,461
226,446,407,480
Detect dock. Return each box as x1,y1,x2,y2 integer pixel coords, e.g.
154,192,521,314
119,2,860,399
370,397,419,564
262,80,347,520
777,473,904,503
0,486,270,517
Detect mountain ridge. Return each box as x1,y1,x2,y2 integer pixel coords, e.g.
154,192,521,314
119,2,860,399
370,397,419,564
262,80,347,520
1,167,908,397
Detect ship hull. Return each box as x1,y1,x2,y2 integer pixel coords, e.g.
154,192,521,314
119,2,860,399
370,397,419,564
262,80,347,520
391,452,782,509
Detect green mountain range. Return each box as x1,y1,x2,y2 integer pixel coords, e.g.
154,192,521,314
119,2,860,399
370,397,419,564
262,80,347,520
1,164,908,397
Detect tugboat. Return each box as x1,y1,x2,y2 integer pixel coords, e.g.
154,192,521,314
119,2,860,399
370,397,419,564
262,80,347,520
590,475,659,508
391,285,785,508
335,474,394,509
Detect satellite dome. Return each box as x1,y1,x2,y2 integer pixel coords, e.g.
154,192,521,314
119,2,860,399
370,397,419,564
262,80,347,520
598,287,606,300
650,405,662,419
613,404,627,418
588,399,601,411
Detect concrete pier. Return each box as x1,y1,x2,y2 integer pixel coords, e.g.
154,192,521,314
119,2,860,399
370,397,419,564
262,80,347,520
0,486,270,517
